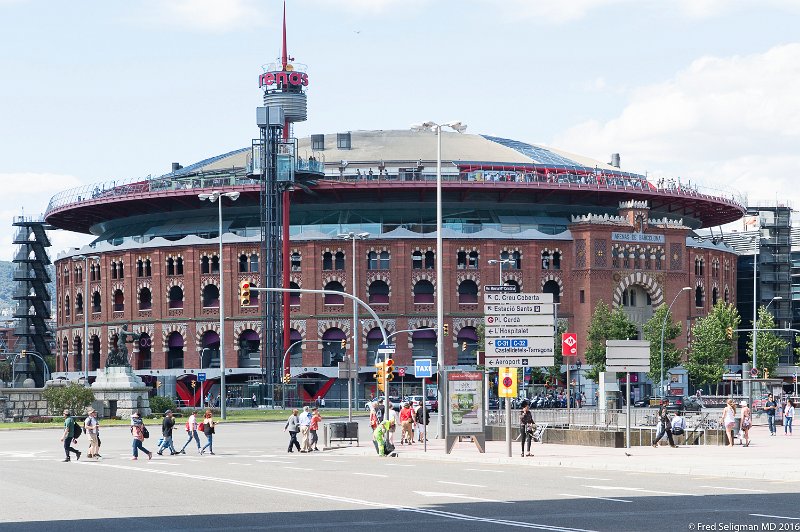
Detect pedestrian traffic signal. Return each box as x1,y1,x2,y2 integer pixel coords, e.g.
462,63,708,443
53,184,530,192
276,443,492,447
726,326,733,339
443,324,449,336
340,339,346,349
240,280,251,306
385,358,395,381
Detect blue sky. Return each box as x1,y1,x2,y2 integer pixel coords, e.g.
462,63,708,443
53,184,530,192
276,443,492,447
1,0,799,258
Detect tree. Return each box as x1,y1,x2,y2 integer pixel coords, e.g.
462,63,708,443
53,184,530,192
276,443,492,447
584,300,639,381
686,301,740,391
746,306,788,377
42,383,95,416
642,305,683,386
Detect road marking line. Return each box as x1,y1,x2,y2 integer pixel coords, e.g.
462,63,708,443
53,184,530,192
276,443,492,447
83,462,597,531
565,476,612,481
584,485,700,497
284,466,313,471
322,459,346,463
353,472,388,478
227,463,252,466
465,468,504,473
414,490,511,504
699,485,767,493
384,463,415,467
559,493,632,503
750,514,800,521
438,481,487,488
257,459,292,464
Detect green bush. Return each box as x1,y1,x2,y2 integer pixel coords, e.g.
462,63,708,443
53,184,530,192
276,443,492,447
149,395,176,415
42,383,95,416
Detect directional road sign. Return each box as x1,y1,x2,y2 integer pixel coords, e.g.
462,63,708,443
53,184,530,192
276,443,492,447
483,303,555,315
485,337,555,357
197,372,206,382
484,292,553,304
484,356,555,368
485,325,554,338
605,340,650,373
414,358,433,378
484,314,554,327
484,284,520,293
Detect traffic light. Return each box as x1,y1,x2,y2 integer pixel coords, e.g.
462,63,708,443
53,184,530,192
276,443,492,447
462,342,468,351
385,358,395,381
341,339,346,349
240,280,251,306
764,368,770,379
155,380,162,389
191,380,196,389
443,324,449,336
726,327,733,339
375,362,385,392
20,350,27,358
283,373,291,384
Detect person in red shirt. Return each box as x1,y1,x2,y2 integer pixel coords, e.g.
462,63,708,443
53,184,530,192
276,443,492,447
399,403,415,445
309,407,322,452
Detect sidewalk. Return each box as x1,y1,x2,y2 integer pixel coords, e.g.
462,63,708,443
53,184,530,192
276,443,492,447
330,424,800,481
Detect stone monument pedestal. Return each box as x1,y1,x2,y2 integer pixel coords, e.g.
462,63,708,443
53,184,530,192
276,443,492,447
91,366,151,419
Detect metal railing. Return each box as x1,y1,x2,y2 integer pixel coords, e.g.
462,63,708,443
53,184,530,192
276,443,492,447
486,407,729,431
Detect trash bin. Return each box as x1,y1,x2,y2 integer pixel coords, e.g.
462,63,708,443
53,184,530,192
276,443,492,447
329,422,347,439
345,422,359,440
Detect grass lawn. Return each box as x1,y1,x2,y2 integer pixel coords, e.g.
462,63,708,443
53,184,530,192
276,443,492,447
0,408,367,430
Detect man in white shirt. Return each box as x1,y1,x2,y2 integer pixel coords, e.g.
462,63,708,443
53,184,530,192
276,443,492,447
298,406,313,452
670,411,687,443
85,408,100,459
179,410,201,454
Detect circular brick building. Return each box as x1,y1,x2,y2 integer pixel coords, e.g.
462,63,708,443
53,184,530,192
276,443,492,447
45,129,744,404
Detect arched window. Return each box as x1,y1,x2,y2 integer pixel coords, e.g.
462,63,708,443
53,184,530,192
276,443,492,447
323,252,333,271
202,284,220,308
335,251,345,270
201,255,210,274
118,261,124,279
250,253,259,273
64,295,70,317
239,254,248,272
137,259,144,277
201,331,220,368
424,251,435,269
458,280,479,304
368,280,390,304
724,288,730,303
91,291,101,313
541,251,550,270
113,289,124,312
457,251,467,269
139,287,152,310
75,293,83,315
167,332,184,369
368,251,378,270
168,286,184,309
290,253,301,271
413,280,434,304
145,259,151,277
467,251,478,269
167,257,175,276
73,337,82,374
111,262,117,279
552,251,561,270
176,257,184,275
655,253,663,270
238,330,260,368
542,280,561,303
323,281,344,305
289,281,301,306
612,247,620,268
712,286,719,305
695,286,704,307
90,335,101,371
137,333,151,369
412,251,423,269
211,255,220,274
380,251,390,269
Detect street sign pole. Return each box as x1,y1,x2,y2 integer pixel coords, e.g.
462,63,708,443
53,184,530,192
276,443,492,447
422,376,427,453
506,395,511,458
626,371,631,449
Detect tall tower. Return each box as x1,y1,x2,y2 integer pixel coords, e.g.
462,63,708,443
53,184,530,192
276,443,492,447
258,1,311,400
12,217,53,386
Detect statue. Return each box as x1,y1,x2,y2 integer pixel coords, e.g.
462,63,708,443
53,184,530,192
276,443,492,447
106,324,141,367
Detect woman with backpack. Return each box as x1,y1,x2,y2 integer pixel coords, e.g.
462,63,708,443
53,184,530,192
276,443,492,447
130,411,153,460
200,410,216,455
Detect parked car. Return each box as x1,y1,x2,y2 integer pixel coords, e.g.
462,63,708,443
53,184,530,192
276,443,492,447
633,395,652,407
405,395,424,408
667,395,703,412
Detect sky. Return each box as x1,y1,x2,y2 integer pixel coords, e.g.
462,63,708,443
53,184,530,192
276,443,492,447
1,0,799,260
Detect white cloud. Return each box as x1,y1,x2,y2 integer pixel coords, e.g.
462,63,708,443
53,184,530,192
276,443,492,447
0,173,90,261
553,43,800,209
137,0,266,32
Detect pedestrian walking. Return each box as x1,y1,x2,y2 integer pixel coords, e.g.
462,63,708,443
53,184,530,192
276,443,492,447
60,410,81,462
375,398,385,421
387,402,399,446
157,410,178,455
764,393,778,436
309,407,322,451
369,401,379,430
414,403,430,442
520,400,535,457
84,407,100,459
284,408,301,453
252,393,257,408
200,410,216,455
739,400,752,447
130,412,152,461
785,399,794,435
652,399,677,448
179,410,202,454
721,399,737,446
298,406,312,452
399,403,415,445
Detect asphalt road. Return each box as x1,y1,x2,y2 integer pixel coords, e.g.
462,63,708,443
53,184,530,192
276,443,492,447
1,419,799,531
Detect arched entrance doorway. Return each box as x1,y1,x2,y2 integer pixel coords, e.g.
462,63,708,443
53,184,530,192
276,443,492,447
321,328,346,367
238,330,260,368
201,331,220,368
167,332,184,369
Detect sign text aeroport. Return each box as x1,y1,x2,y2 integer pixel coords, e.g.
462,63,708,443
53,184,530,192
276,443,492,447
259,71,309,88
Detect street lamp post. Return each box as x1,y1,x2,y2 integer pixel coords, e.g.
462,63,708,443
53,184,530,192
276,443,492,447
413,120,466,438
337,231,369,419
199,190,240,419
660,287,692,398
73,254,100,386
752,233,759,373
